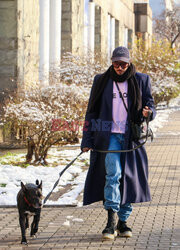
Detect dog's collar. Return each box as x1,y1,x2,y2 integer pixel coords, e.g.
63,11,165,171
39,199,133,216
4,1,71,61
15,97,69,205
24,195,33,207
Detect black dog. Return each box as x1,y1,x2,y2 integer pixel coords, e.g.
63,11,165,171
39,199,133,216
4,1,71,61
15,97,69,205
17,180,42,244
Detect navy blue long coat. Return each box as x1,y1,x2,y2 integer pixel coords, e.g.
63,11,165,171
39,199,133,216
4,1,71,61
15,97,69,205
81,72,156,206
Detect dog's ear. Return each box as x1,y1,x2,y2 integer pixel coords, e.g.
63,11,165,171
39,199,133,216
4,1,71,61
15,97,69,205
36,179,39,185
21,182,27,192
38,180,42,190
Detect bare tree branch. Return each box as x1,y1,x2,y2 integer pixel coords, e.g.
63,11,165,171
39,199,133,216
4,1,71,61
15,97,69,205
154,6,180,47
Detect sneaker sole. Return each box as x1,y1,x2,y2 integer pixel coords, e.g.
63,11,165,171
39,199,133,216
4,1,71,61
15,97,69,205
102,233,115,240
116,230,132,238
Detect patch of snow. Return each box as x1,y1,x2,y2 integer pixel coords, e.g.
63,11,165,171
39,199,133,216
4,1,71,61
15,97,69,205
63,220,70,226
72,218,84,222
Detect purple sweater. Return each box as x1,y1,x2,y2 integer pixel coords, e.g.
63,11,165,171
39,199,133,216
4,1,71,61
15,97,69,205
111,81,128,133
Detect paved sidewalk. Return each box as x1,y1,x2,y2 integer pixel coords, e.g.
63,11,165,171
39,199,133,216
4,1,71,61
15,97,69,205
0,109,180,250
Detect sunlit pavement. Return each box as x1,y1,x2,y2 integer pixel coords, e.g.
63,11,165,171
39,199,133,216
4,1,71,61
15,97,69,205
0,109,180,250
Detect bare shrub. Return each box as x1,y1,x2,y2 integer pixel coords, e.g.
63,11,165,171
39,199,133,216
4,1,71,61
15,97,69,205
3,83,88,165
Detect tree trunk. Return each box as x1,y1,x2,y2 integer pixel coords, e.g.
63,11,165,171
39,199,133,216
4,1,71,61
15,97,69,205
26,138,35,163
32,143,49,165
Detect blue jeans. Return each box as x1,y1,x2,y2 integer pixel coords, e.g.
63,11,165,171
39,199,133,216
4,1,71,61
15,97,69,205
104,133,133,221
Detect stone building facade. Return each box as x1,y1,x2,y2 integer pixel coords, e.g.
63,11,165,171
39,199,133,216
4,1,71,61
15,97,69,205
61,0,135,58
61,0,84,55
0,0,39,144
0,0,39,96
0,0,153,146
84,0,135,57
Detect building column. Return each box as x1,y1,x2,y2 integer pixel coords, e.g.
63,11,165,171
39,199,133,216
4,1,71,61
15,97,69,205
84,0,89,54
88,1,95,54
50,0,61,77
107,14,111,59
124,27,128,48
115,20,120,48
111,17,115,54
108,15,115,60
128,29,133,49
39,0,50,85
95,5,101,54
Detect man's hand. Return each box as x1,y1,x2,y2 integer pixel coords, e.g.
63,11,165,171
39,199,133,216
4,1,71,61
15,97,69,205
82,147,92,152
142,106,152,118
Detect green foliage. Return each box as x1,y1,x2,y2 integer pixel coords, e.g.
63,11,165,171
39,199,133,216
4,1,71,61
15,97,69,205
0,152,27,167
0,183,7,187
0,152,16,157
132,39,180,105
132,39,179,80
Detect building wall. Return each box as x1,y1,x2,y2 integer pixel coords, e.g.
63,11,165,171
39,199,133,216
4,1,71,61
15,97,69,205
0,0,150,93
92,0,135,57
134,3,152,48
0,0,17,105
0,0,39,144
71,0,84,55
0,0,39,96
61,0,84,56
61,0,72,54
165,0,173,10
17,0,39,88
95,5,101,53
61,0,136,58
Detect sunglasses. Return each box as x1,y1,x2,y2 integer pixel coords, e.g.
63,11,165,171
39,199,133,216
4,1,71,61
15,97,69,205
112,61,129,69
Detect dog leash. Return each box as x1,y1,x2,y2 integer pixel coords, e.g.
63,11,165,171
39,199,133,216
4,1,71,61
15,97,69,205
43,151,84,205
93,111,153,153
